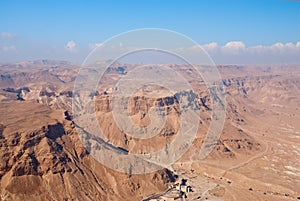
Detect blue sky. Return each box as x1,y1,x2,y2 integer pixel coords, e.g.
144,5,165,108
1,0,300,64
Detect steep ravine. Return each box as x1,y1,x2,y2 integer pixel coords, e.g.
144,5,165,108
0,101,176,201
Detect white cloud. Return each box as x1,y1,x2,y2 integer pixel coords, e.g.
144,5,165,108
270,42,285,53
65,40,77,52
202,42,218,52
221,41,245,54
285,42,294,49
200,41,300,64
223,41,245,49
203,41,246,55
248,42,300,54
1,32,16,39
88,43,103,50
0,45,16,52
248,45,268,53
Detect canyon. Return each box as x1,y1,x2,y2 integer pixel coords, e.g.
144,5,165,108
0,60,299,200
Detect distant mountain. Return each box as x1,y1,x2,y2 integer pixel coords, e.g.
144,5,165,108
0,61,299,200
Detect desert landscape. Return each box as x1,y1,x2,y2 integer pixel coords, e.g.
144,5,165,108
0,60,299,200
1,1,300,200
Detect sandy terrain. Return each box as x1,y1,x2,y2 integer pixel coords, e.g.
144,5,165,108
0,61,299,200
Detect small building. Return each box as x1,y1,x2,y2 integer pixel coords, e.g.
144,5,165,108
180,185,192,193
175,179,192,193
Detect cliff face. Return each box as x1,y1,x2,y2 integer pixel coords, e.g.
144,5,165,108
2,62,299,200
0,62,265,172
0,102,175,201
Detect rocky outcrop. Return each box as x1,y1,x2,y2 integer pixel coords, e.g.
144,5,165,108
0,101,175,201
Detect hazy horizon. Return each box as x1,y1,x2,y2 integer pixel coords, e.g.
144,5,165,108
1,0,300,64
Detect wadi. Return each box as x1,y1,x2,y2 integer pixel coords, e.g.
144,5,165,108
0,60,299,200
